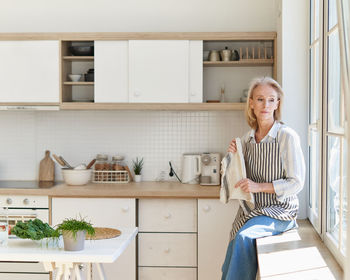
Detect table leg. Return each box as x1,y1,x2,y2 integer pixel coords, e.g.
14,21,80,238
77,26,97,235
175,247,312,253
73,264,83,280
95,263,107,280
87,263,92,280
55,265,63,280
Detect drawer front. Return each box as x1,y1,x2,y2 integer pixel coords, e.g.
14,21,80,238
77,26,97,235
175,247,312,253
139,199,197,232
138,233,197,267
139,267,197,280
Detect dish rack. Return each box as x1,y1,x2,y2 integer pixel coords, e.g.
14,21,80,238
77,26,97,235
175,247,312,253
92,170,129,183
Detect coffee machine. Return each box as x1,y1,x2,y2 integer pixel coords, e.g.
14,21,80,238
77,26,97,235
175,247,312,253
200,153,221,185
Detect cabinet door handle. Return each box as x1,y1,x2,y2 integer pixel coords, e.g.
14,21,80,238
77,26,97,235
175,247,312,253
134,90,141,97
190,92,196,97
203,205,211,212
122,206,129,212
164,248,170,253
164,213,172,219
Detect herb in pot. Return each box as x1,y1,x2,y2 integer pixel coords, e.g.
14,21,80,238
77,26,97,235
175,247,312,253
132,157,144,175
56,217,95,240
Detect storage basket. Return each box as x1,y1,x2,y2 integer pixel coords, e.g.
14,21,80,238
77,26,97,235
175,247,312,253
92,170,129,183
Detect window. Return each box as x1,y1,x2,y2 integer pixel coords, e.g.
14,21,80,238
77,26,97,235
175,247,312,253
308,0,346,267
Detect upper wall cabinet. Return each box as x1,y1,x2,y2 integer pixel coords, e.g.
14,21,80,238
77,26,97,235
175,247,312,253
0,41,59,103
129,40,202,103
95,41,129,103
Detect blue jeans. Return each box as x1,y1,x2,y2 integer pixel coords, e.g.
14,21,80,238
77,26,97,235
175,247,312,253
221,215,296,280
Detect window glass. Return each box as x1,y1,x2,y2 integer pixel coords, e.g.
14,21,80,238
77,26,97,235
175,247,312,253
310,44,320,124
327,30,341,132
309,131,320,212
341,139,347,254
327,135,340,243
328,0,338,30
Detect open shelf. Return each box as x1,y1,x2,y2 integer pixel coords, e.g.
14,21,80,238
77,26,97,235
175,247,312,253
63,56,94,61
203,59,273,67
60,102,246,111
63,82,94,85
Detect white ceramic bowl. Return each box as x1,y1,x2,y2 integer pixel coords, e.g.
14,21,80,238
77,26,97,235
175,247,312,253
62,168,92,185
68,74,82,82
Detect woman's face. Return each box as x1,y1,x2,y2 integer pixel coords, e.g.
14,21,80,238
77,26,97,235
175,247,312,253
249,84,279,122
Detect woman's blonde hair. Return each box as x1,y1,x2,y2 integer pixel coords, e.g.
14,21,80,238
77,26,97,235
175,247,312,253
245,77,284,129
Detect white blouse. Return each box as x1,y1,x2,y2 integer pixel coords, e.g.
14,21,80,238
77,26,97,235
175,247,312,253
241,121,306,202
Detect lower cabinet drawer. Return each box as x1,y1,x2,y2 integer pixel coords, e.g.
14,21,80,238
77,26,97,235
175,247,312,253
139,267,197,280
138,233,197,267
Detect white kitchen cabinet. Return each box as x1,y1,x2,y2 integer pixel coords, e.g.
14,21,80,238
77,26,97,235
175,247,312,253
51,198,136,280
198,199,239,280
138,198,197,280
189,40,203,102
0,41,59,103
95,41,129,103
129,40,194,103
139,267,196,280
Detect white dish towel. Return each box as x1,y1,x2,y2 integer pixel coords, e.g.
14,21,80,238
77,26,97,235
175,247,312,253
220,138,254,214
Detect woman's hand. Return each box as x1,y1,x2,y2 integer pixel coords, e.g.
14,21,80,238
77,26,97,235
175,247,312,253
228,139,237,153
235,178,261,193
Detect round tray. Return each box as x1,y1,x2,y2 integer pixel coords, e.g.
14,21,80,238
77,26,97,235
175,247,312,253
86,227,121,240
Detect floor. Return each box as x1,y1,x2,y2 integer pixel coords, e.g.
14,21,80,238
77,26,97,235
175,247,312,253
256,219,343,280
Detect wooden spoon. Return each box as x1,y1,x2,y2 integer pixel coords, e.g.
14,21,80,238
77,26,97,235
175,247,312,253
59,156,73,169
86,159,96,169
52,154,66,167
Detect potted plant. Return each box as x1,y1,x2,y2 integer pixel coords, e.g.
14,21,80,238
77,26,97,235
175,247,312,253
132,157,144,182
56,217,95,251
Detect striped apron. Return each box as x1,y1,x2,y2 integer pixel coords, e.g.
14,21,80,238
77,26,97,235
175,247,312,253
230,133,299,241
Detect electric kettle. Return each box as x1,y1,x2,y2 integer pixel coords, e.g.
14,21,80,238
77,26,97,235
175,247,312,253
181,154,201,184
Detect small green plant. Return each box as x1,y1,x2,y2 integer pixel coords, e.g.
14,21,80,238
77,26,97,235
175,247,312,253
56,216,95,240
132,157,144,175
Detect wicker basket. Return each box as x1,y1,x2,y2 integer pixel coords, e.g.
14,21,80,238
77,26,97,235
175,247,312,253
92,170,129,183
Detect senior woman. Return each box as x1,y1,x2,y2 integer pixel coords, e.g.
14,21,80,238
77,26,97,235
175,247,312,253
221,77,305,280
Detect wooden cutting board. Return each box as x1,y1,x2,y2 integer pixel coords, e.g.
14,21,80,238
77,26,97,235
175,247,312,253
39,150,55,182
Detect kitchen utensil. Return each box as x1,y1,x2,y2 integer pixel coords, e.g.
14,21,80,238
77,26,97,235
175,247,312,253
220,47,232,61
232,49,240,61
209,50,220,61
200,153,221,186
69,46,94,56
124,165,133,182
181,154,201,184
61,168,92,185
39,150,55,182
86,227,121,240
86,159,96,169
84,68,94,82
59,156,73,169
68,74,82,82
52,154,66,167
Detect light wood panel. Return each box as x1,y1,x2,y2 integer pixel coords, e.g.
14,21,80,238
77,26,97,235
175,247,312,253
63,56,94,61
257,219,343,280
0,181,220,198
0,32,277,41
59,102,246,111
204,59,273,67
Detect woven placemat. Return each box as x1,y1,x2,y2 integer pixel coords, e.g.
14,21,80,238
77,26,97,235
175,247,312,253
86,227,121,240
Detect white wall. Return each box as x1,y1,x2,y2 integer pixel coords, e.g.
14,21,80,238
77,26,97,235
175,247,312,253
0,0,276,32
0,0,310,217
277,0,309,218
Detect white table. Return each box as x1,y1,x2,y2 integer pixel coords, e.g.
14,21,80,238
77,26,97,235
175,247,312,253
0,227,138,280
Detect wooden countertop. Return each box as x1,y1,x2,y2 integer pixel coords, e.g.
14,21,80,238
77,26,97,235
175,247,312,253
0,181,220,198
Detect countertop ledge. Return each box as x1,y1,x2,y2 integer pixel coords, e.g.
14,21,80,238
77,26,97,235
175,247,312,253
0,181,221,198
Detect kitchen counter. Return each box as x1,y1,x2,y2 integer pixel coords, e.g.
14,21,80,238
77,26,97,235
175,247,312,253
0,181,220,198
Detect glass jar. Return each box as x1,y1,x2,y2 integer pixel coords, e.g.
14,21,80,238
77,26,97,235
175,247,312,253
111,156,125,171
94,154,109,181
111,156,126,182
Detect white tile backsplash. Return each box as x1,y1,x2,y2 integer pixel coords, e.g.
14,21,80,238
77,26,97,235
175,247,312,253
0,110,248,181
